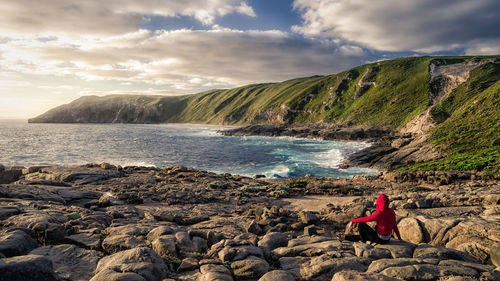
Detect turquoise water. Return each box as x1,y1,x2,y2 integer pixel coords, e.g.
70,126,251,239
0,120,377,178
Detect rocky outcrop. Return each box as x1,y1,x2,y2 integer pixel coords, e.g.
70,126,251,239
1,164,499,281
221,124,394,142
401,59,495,136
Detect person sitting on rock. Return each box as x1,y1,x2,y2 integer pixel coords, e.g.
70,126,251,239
344,193,402,244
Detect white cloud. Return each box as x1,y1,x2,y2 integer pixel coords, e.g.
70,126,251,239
293,0,500,53
465,39,500,55
0,29,367,89
0,0,255,36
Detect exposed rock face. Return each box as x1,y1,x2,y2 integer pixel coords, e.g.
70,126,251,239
30,244,99,281
402,59,494,136
1,164,499,281
221,124,394,143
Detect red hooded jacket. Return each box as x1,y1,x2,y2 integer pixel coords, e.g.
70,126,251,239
352,194,402,239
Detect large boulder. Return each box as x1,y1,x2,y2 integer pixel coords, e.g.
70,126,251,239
258,270,295,281
272,237,343,259
367,258,434,273
298,211,319,225
380,264,478,281
152,235,177,257
413,244,474,262
0,169,23,184
0,229,38,257
102,234,146,254
198,261,234,281
219,245,264,262
374,241,416,258
92,247,168,281
0,254,59,281
397,218,425,244
65,233,101,250
0,206,21,220
231,256,269,280
175,231,207,255
300,255,367,281
31,222,67,245
146,226,175,242
30,244,99,281
354,242,392,259
490,244,500,267
258,232,288,258
89,269,147,281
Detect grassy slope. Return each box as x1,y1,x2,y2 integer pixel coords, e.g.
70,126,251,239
31,56,500,172
162,57,440,129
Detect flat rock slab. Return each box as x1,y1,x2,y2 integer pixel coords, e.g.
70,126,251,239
0,184,66,204
93,247,168,281
279,196,358,212
30,244,99,281
333,269,403,281
0,254,59,281
36,166,124,185
258,270,296,281
0,229,38,257
65,233,101,250
0,206,21,220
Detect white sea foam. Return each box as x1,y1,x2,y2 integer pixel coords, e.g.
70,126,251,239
119,161,157,168
313,148,344,168
264,165,291,178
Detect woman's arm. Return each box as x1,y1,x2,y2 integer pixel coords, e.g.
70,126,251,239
394,223,402,240
351,211,380,223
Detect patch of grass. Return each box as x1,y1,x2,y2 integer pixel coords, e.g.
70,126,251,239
404,147,500,176
286,180,308,189
162,255,182,271
337,185,359,195
66,226,79,235
66,212,81,220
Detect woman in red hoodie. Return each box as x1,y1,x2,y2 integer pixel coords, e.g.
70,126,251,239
345,194,402,244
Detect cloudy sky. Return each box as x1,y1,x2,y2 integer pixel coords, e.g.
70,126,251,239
1,0,499,118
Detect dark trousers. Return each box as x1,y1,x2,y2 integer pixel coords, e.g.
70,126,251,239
345,222,390,244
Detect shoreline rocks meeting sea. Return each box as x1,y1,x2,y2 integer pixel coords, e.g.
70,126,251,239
0,163,499,281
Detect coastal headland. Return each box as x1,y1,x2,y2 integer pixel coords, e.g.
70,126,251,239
1,55,499,280
0,163,499,280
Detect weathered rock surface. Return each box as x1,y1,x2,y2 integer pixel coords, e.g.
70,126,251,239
1,164,498,281
258,270,296,281
332,269,403,281
0,229,38,257
92,247,168,281
0,254,60,281
30,244,99,281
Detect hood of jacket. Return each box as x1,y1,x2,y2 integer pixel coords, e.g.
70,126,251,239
376,194,390,211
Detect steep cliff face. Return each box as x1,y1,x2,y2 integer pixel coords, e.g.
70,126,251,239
401,58,496,135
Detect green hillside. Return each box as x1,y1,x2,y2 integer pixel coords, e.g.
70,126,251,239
29,55,500,172
167,57,434,128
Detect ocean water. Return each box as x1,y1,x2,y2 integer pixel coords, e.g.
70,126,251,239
0,120,378,178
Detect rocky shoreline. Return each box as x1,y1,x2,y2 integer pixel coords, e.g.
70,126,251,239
221,125,445,172
0,163,499,281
